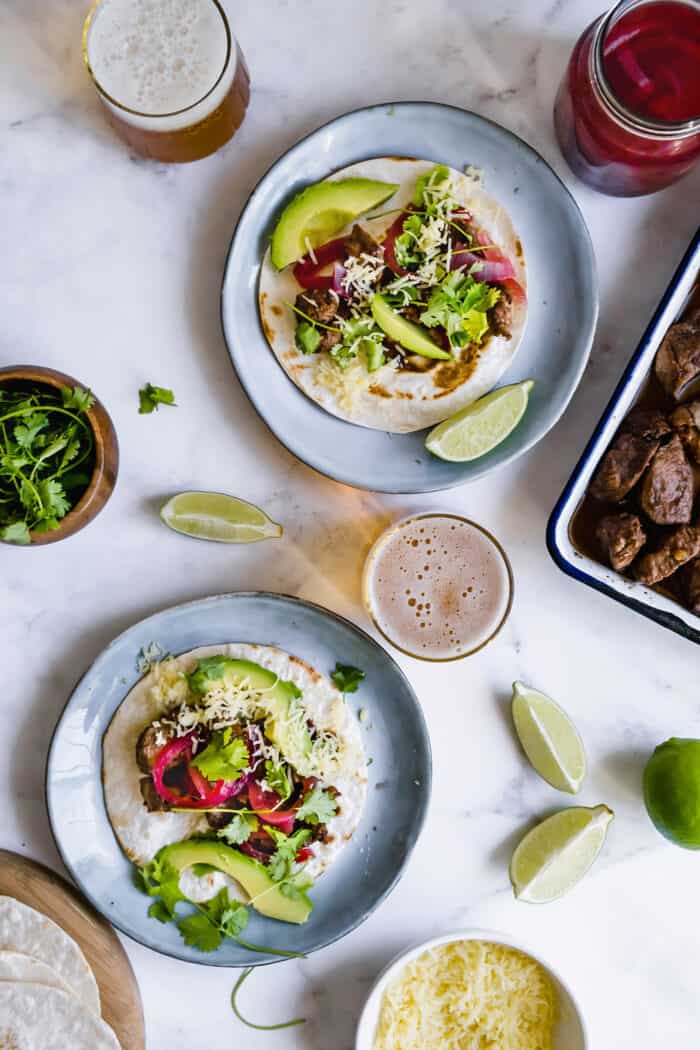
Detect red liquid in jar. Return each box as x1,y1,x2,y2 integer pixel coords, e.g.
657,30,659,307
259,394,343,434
554,1,700,195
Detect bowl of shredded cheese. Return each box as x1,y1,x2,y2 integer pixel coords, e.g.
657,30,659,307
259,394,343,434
356,929,587,1050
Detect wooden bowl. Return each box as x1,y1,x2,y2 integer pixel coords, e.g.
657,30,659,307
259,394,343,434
0,365,119,545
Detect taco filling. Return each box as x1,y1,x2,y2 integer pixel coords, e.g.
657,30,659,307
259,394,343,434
102,644,367,947
260,159,527,433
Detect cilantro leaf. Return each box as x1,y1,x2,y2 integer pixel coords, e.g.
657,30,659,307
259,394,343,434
266,826,312,884
147,900,174,924
177,912,222,952
420,271,499,350
279,869,313,901
187,655,229,694
1,521,31,545
191,729,249,782
219,901,249,939
331,663,365,694
296,785,338,826
14,414,48,449
135,855,185,919
138,383,176,414
61,386,95,412
264,761,292,801
37,479,70,519
217,812,259,845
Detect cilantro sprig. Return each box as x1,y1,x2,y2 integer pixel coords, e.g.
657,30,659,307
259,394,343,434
331,663,366,694
231,967,306,1031
217,812,259,845
138,383,176,414
296,785,338,826
135,853,303,958
0,384,95,544
191,728,249,782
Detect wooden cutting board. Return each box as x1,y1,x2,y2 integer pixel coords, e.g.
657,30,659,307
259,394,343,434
0,849,145,1050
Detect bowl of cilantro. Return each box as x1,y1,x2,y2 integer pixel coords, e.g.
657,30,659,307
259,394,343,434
0,365,118,546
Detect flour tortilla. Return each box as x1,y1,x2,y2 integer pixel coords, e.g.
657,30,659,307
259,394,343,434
0,983,119,1049
102,643,368,891
0,951,76,1000
259,157,527,433
0,898,99,1016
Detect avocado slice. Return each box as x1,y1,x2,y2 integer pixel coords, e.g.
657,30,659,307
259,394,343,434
371,294,452,360
197,658,312,765
270,178,398,270
160,840,313,924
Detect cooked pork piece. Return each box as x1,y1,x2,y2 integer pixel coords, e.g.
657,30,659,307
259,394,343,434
295,289,340,324
140,776,170,813
640,434,694,525
488,291,513,339
625,407,673,442
635,525,700,585
345,223,383,260
136,722,175,774
589,408,670,503
671,399,700,463
683,559,700,614
654,321,700,401
596,513,647,571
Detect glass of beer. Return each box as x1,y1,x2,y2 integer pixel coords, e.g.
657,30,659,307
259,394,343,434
82,0,250,163
362,513,514,662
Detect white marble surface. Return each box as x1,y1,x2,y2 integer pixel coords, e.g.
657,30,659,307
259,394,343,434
2,1,700,1047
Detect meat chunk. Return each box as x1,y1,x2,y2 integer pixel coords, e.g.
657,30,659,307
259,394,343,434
136,722,174,774
635,525,700,585
640,434,694,525
671,399,700,463
589,407,672,502
139,777,170,813
596,513,646,571
295,289,340,324
625,407,672,442
682,559,700,614
654,322,700,401
345,224,382,260
488,291,512,339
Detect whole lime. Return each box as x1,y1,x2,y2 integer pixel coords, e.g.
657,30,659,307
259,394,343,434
644,738,700,849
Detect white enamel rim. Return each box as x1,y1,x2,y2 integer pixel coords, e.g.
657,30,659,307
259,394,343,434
355,927,588,1050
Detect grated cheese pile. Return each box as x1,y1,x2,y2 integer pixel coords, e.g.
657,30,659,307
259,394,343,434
373,940,556,1050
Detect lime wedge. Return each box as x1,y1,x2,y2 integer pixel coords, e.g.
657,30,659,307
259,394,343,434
425,380,534,462
512,681,587,794
510,805,614,903
160,492,282,544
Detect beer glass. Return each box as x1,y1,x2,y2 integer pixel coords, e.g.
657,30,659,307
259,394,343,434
83,0,250,163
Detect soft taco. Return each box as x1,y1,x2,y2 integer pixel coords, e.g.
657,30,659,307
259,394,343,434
259,158,527,433
102,644,367,937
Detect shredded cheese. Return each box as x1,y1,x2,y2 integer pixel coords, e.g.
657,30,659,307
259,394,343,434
342,251,385,306
147,657,356,779
373,941,556,1050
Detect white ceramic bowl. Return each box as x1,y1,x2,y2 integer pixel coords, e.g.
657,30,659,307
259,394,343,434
355,928,588,1050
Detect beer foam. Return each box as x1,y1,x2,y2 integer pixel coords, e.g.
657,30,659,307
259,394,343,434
364,515,512,660
87,0,234,128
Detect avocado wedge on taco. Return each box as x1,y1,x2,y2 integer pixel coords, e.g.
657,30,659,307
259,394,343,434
260,158,527,433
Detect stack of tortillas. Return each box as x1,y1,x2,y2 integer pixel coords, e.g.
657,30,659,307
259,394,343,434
0,896,120,1048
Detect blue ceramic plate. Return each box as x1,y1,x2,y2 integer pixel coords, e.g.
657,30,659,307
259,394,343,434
46,593,431,966
221,102,598,493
